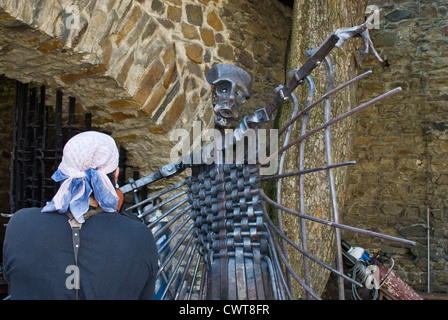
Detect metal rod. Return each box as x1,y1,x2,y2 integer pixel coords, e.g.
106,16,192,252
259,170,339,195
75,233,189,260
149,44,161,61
298,76,315,300
174,241,199,300
322,56,345,300
265,224,294,300
276,90,299,292
153,205,192,239
157,210,193,253
261,161,357,182
262,87,403,166
138,189,188,219
260,189,416,246
277,70,372,137
264,210,363,288
157,223,195,278
128,180,187,210
148,198,189,229
161,234,195,300
263,203,321,300
187,252,203,299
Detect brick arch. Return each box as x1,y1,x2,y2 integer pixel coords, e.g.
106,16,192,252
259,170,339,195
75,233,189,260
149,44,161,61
0,0,292,173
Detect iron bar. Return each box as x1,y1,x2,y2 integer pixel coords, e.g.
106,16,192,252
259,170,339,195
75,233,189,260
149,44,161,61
153,205,192,239
156,209,193,254
322,56,345,300
174,241,200,300
262,203,321,300
276,89,299,292
187,252,203,300
68,97,76,139
260,161,356,182
127,180,187,210
265,224,293,300
298,76,314,299
264,34,341,119
138,189,188,219
160,234,196,300
55,91,63,174
262,87,403,166
277,70,372,137
157,223,195,278
148,198,189,229
260,189,416,246
264,211,363,287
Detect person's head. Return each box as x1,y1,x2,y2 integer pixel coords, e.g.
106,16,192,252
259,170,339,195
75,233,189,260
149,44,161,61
42,131,120,223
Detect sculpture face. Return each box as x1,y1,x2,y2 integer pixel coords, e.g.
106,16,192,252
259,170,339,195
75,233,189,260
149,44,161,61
212,80,248,129
206,64,252,129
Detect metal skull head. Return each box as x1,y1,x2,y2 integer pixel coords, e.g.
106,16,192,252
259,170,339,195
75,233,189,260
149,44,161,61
206,64,252,129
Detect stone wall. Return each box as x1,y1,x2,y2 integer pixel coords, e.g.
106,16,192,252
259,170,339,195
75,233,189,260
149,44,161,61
344,0,448,294
0,0,292,180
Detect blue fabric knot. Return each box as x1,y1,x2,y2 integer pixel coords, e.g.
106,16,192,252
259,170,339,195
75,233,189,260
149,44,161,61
42,168,118,223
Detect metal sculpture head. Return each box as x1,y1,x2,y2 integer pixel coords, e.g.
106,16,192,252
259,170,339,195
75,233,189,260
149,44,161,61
206,64,252,129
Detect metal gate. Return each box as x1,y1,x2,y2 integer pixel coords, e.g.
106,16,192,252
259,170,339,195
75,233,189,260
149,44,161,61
9,81,92,212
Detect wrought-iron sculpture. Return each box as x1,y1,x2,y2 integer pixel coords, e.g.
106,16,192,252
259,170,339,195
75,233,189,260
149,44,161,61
119,16,416,300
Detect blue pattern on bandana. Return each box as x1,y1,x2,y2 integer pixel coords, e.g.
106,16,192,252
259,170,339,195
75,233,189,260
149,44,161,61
42,168,118,222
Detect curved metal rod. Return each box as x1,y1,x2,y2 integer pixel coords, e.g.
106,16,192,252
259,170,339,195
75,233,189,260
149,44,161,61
264,210,363,288
148,198,189,229
260,189,416,246
138,189,188,219
297,75,315,298
322,55,345,299
153,204,193,239
260,161,356,182
157,223,195,277
276,89,300,291
262,204,321,300
127,180,187,210
174,241,199,300
265,223,294,300
157,210,194,254
277,70,372,137
262,87,403,166
161,232,196,300
187,252,203,300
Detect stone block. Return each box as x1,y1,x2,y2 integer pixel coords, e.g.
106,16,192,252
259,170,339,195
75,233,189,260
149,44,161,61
116,5,142,46
143,84,166,117
385,10,414,22
111,111,135,122
186,4,203,27
199,27,215,46
182,23,200,40
217,44,234,60
185,43,203,63
161,93,186,132
167,6,182,23
207,10,223,31
135,60,164,105
60,64,107,84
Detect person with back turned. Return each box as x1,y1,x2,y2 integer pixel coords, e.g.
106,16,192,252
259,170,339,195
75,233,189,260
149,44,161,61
2,131,159,300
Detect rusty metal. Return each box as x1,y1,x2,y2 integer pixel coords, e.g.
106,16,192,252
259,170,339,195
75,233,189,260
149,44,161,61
119,16,418,300
375,262,423,300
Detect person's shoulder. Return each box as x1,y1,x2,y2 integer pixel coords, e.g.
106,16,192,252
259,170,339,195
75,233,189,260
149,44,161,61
103,212,151,233
8,207,45,222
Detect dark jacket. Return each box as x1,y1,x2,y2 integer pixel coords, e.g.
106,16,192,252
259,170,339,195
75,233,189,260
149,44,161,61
2,207,159,300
